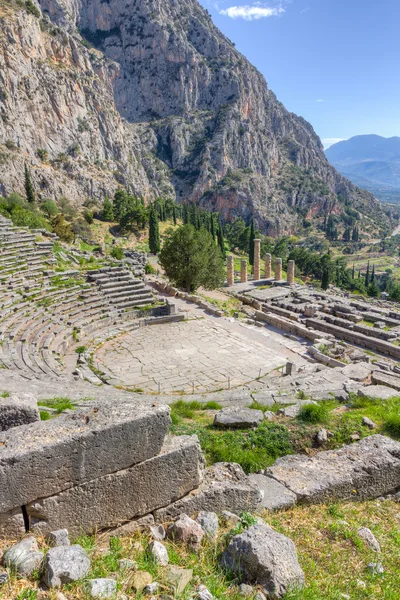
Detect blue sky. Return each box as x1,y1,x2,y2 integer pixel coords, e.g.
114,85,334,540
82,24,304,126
199,0,400,148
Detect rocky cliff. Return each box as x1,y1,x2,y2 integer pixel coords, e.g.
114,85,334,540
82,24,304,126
0,0,390,234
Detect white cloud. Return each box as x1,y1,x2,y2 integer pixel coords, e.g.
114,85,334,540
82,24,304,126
219,5,285,20
316,99,324,102
322,138,345,150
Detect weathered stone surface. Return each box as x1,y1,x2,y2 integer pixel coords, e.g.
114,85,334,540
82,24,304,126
86,578,117,599
357,528,381,552
47,529,70,547
149,524,166,541
372,371,400,391
148,541,169,566
221,511,241,527
167,514,204,551
165,565,193,595
358,386,395,401
28,436,204,536
214,408,264,429
248,474,297,511
278,401,317,418
0,393,39,431
221,523,305,598
266,435,400,503
196,511,219,540
130,571,152,592
0,508,26,539
154,463,261,520
4,537,44,576
340,363,373,382
0,401,171,512
44,545,91,588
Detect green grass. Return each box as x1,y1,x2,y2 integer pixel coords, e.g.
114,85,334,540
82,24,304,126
0,391,9,398
37,396,75,414
297,403,330,424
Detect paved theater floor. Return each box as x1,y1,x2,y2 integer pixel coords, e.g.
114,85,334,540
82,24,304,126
94,318,288,394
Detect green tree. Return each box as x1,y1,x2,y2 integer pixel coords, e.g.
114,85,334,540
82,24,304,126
149,206,160,254
368,279,380,298
365,261,370,287
249,218,255,266
24,164,35,204
40,199,58,219
217,218,226,258
371,264,375,282
159,224,225,292
52,213,74,242
101,198,114,222
321,266,331,290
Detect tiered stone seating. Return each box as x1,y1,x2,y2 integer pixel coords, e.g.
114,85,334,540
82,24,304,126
88,266,155,311
0,217,159,381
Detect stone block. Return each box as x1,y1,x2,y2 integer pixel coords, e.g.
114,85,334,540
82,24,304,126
341,363,373,382
214,408,264,429
248,474,297,511
154,462,261,521
0,400,171,513
28,435,204,536
0,507,26,539
0,393,39,431
358,385,395,401
266,435,400,503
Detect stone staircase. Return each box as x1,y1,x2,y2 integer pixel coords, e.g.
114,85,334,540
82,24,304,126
88,266,155,312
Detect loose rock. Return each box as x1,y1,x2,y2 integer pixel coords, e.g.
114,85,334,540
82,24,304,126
130,571,153,593
357,527,381,552
165,565,193,595
0,572,8,585
44,544,90,587
167,514,204,551
196,511,219,540
47,529,70,547
221,511,241,527
148,540,169,566
119,558,137,571
362,417,377,429
316,429,328,445
221,523,305,598
196,584,213,600
149,523,166,540
239,583,254,596
4,537,44,577
367,562,384,574
86,578,117,599
144,582,160,594
214,408,264,429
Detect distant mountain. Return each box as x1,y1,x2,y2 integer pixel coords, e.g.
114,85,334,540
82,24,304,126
326,135,400,203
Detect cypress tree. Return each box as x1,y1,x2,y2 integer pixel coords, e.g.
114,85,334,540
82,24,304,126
182,204,188,225
352,264,355,279
249,218,255,266
173,205,177,225
24,164,35,204
217,219,225,258
210,214,216,240
365,261,370,287
371,264,375,282
321,266,330,290
149,206,160,254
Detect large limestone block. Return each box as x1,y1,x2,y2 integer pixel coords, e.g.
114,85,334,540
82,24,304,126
0,507,26,539
154,462,261,521
248,474,297,511
28,435,204,536
341,363,373,382
266,435,400,503
358,385,395,401
0,400,171,513
221,523,305,598
0,393,39,431
214,408,264,429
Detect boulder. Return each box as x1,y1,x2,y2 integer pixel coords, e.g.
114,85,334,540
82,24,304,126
3,537,44,576
214,408,264,429
196,511,219,540
316,429,328,445
148,541,169,566
0,400,171,513
357,527,381,552
154,463,261,520
0,393,39,431
358,386,395,401
43,545,91,587
86,578,117,599
266,435,400,503
221,523,305,598
167,514,204,551
362,417,377,430
248,474,297,511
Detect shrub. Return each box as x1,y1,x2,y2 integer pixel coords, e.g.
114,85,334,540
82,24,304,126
145,262,156,274
297,403,329,424
25,0,41,18
84,209,94,224
37,148,48,161
383,411,400,439
111,246,124,260
38,397,75,413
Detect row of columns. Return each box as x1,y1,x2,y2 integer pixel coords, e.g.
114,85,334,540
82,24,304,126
227,239,295,286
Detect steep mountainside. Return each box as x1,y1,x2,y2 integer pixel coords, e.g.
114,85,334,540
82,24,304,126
326,135,400,203
0,0,391,234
